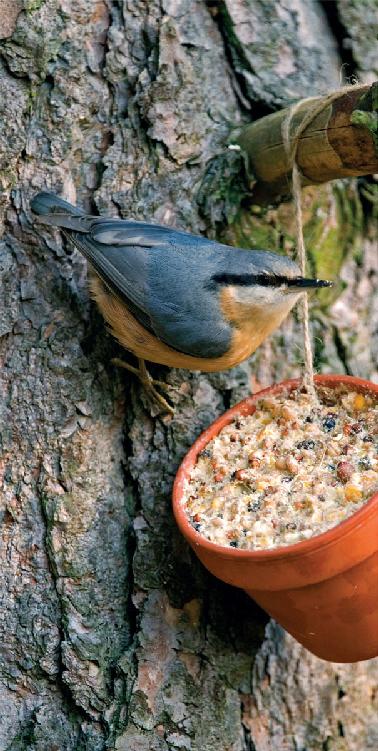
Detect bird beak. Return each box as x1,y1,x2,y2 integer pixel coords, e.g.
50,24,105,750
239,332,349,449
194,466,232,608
285,277,333,290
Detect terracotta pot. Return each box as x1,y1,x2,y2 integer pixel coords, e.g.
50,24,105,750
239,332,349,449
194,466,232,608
173,375,378,662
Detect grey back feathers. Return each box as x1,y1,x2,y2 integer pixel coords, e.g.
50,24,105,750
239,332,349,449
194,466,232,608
30,191,300,359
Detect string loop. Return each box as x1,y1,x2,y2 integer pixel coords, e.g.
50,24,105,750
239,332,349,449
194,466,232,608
281,85,365,399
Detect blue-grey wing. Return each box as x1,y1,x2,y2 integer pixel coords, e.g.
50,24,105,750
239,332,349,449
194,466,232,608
146,245,232,357
68,221,232,359
67,228,153,332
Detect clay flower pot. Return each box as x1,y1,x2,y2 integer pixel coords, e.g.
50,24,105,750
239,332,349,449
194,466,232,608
173,375,378,663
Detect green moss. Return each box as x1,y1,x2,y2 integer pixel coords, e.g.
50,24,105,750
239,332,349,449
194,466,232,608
359,180,378,222
350,83,378,152
219,181,364,312
6,715,37,749
221,207,277,250
61,458,82,479
24,0,45,12
303,183,363,306
28,83,38,107
350,110,378,151
0,168,18,190
197,148,253,229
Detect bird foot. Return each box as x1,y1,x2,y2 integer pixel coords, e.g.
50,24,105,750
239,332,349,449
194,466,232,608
112,357,175,415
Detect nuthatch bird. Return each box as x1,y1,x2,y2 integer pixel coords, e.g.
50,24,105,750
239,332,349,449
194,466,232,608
31,191,332,413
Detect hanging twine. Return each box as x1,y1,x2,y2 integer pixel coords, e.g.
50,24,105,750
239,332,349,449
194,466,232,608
281,84,366,400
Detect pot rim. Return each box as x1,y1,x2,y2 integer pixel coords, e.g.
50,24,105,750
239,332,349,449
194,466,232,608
173,374,378,562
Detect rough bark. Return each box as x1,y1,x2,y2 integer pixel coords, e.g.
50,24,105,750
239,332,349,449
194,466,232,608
0,1,377,750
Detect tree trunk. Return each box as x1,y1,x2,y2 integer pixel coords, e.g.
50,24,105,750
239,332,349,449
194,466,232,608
0,1,377,750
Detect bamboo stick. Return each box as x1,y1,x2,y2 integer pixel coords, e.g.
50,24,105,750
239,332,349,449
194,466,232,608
235,83,378,203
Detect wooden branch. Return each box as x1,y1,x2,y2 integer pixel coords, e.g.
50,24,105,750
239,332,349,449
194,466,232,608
236,82,378,203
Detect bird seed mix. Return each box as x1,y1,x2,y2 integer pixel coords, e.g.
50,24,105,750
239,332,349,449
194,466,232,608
183,387,378,550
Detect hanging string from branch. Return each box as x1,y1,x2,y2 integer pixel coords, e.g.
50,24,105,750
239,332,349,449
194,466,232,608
281,84,366,399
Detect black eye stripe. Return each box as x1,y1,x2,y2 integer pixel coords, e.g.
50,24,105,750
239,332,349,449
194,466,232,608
212,273,288,287
209,273,332,289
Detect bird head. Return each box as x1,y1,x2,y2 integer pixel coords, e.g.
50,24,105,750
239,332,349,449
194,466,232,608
210,249,333,343
212,250,332,312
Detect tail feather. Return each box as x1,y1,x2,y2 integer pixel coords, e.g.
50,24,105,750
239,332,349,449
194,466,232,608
30,191,93,232
31,191,84,217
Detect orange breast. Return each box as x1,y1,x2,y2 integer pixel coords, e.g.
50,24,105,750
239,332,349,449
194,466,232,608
89,276,293,372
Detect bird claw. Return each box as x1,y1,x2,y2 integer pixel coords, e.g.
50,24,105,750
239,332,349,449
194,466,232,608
111,357,175,415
